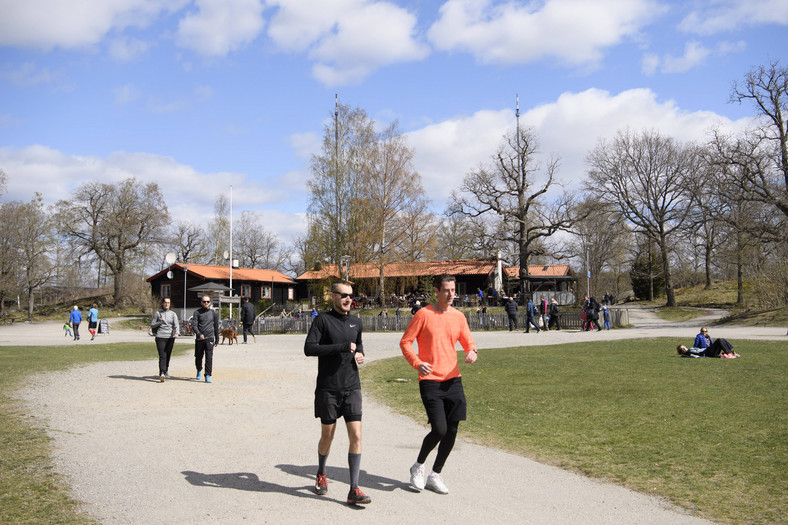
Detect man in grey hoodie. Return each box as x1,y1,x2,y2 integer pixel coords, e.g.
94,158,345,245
193,295,219,383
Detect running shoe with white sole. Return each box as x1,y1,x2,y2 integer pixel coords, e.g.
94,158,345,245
410,462,425,490
425,472,449,494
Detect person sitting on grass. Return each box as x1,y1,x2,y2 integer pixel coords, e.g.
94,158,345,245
677,340,740,358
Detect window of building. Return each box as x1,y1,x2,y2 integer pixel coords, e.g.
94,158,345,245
262,286,271,299
287,287,294,300
241,284,251,298
160,284,171,298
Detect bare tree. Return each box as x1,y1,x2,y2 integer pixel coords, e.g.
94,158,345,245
586,129,698,307
17,194,54,319
307,102,377,266
207,193,230,265
449,127,578,294
730,60,788,218
359,122,430,301
0,168,7,196
58,177,169,306
0,200,21,315
234,210,287,269
171,220,208,263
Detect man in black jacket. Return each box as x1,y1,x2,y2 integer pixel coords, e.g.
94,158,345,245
504,296,518,331
304,280,370,506
240,296,256,344
193,295,219,383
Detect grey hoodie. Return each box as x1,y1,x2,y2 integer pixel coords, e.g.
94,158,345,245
150,309,180,339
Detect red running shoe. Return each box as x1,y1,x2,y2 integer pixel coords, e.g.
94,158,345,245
346,488,371,505
314,473,327,495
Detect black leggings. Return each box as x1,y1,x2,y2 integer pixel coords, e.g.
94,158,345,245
417,420,459,473
156,337,175,374
702,338,734,357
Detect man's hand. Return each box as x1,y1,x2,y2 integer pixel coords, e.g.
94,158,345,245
199,334,204,340
465,349,478,364
418,362,433,376
349,342,356,352
354,352,365,365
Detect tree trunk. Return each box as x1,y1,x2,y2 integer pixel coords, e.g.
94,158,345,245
736,233,744,305
27,287,34,320
660,237,676,307
704,243,712,289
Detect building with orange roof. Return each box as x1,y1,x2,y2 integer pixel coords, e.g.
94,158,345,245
296,259,576,305
146,263,297,319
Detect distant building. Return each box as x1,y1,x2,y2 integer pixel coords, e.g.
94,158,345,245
146,263,296,319
296,259,576,305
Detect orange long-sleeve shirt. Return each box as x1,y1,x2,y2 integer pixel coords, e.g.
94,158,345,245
400,305,476,382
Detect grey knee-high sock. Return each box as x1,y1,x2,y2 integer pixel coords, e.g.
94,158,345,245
348,453,361,489
318,453,328,475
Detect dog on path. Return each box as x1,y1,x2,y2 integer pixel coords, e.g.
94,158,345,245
220,328,239,345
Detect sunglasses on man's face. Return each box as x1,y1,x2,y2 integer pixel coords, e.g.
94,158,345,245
333,292,352,299
201,300,210,304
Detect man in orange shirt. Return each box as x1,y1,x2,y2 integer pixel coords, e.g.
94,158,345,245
400,274,478,495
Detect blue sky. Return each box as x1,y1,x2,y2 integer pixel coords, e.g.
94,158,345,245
1,0,786,247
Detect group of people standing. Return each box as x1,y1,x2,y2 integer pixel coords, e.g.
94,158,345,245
503,294,561,332
304,275,477,505
581,296,611,331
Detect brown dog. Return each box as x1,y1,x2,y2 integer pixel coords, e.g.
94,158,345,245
220,328,239,345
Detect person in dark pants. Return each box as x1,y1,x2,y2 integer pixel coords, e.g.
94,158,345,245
400,274,478,495
504,296,518,331
525,296,540,333
548,298,561,330
150,298,179,382
193,295,219,383
304,280,370,506
241,296,256,344
69,305,82,341
677,339,738,358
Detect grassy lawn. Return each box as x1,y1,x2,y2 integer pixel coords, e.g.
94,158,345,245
363,338,788,525
0,342,190,524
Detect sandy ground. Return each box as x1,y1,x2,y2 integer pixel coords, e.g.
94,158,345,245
6,309,786,524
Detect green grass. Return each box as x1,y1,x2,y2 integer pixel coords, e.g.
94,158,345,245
363,339,788,524
0,342,190,524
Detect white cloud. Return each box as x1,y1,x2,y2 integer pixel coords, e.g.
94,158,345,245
0,0,188,50
405,88,754,208
114,84,143,104
679,0,788,35
108,36,152,61
176,0,265,56
0,145,292,233
268,0,429,86
427,0,665,66
0,62,58,88
641,39,746,75
661,40,711,73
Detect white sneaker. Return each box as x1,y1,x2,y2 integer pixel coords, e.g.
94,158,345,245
409,462,425,490
425,472,448,494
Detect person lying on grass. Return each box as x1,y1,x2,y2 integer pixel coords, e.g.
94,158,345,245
677,340,739,358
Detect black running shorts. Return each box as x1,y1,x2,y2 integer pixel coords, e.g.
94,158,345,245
419,377,467,424
314,388,362,425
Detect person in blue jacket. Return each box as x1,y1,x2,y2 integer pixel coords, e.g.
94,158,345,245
69,305,82,341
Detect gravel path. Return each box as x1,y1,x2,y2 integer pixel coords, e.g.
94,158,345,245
8,312,786,524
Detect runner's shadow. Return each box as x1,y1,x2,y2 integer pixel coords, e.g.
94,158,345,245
108,375,194,382
181,471,313,501
276,464,416,493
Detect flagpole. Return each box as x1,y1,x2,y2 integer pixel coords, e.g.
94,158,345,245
229,185,233,320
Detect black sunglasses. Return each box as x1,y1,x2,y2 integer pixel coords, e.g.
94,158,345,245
201,300,210,303
333,292,352,299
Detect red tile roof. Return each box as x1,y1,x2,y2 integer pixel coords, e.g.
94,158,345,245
147,263,295,284
504,265,572,278
297,259,501,280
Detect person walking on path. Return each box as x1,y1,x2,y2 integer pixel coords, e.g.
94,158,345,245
400,274,478,495
150,298,179,382
69,306,82,341
193,296,219,383
504,296,518,331
87,303,99,340
548,298,561,330
539,295,550,332
241,296,256,344
525,296,540,333
304,280,371,506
